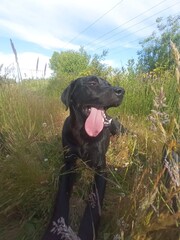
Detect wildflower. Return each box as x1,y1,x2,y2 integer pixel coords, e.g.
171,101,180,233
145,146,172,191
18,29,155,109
42,122,47,128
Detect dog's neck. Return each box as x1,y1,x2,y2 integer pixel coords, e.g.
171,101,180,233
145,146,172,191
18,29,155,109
67,105,87,147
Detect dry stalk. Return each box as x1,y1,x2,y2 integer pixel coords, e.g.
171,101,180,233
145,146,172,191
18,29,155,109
170,40,180,86
10,39,22,82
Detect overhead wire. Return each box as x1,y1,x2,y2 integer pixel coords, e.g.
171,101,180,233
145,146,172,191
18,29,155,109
107,12,180,57
63,0,124,48
107,23,157,54
61,0,179,65
85,0,171,47
93,1,180,51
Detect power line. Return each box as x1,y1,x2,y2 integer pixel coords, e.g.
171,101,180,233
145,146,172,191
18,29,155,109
108,38,140,56
63,0,124,48
107,23,157,54
106,12,180,57
93,1,180,51
85,0,171,47
93,1,180,49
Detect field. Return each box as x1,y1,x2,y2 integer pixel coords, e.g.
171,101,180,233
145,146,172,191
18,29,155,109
0,72,179,240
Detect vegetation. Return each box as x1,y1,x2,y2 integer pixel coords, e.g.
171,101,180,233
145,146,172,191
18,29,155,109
50,48,113,80
0,15,179,240
137,15,180,73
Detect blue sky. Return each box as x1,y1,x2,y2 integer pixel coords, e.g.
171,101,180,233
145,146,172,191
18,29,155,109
0,0,179,78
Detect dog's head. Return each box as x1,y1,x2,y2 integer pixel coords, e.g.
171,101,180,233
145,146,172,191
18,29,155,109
61,75,125,137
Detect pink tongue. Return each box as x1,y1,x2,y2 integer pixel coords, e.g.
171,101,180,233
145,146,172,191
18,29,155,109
85,107,104,137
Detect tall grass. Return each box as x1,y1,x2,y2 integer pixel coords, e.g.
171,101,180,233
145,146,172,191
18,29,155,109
108,74,179,123
0,69,179,239
0,84,65,239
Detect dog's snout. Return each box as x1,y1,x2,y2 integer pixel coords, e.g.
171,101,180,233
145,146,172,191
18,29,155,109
114,87,125,96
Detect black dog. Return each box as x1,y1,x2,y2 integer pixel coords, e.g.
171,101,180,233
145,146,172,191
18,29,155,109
42,75,125,240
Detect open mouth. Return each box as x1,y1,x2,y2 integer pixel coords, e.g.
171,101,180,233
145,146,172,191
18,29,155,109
83,106,112,137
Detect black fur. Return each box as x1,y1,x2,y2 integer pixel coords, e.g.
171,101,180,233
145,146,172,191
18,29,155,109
42,75,125,240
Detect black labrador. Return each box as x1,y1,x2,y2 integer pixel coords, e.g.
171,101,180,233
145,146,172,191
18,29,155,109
42,75,125,240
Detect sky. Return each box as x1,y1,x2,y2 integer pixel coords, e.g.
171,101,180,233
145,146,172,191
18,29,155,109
0,0,179,79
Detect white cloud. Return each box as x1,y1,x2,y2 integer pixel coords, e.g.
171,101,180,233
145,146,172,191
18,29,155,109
0,52,52,79
0,0,179,73
0,0,121,49
0,19,79,50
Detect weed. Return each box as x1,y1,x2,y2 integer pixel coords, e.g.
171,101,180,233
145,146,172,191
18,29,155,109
0,62,179,239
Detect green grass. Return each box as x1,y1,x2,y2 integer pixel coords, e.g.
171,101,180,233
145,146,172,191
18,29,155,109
0,83,64,239
110,75,179,118
0,73,179,240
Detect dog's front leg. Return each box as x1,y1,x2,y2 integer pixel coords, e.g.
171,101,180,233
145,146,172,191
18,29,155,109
78,171,107,240
42,158,76,240
56,159,77,224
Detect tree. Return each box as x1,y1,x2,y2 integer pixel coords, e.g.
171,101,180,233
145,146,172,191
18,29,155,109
137,15,180,73
88,50,109,77
50,47,90,77
49,48,111,78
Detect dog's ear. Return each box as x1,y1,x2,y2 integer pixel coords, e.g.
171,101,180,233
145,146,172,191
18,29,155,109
61,81,76,109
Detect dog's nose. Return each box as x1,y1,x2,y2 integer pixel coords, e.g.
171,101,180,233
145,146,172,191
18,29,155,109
114,87,125,96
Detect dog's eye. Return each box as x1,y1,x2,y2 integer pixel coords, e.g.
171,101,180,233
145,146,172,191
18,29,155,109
88,81,98,86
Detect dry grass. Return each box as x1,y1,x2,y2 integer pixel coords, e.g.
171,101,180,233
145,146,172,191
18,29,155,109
0,59,179,239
